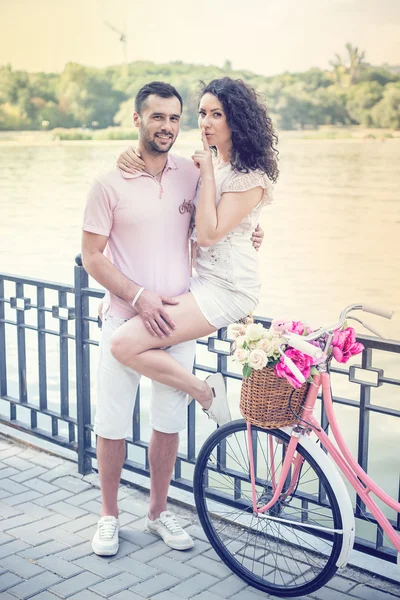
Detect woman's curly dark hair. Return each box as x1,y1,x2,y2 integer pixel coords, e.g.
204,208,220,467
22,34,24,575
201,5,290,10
200,78,279,182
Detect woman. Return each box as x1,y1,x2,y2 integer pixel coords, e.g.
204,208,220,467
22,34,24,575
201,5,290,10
111,77,279,425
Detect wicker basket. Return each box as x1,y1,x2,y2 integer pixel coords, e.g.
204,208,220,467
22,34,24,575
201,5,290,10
240,365,309,429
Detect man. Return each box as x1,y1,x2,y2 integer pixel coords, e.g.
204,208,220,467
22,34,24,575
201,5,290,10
81,81,263,556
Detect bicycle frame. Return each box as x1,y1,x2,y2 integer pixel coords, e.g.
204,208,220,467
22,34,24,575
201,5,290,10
247,372,400,556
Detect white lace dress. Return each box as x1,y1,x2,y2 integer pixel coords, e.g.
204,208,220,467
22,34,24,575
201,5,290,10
189,163,273,329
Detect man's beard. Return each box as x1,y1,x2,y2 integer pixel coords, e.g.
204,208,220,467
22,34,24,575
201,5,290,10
141,125,175,155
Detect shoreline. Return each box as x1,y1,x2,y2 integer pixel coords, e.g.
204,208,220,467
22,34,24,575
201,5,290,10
0,127,399,146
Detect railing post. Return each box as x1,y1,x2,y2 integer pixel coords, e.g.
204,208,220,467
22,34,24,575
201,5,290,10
74,254,92,475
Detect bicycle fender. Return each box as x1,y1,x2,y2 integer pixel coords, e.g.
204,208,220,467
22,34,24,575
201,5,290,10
281,426,356,569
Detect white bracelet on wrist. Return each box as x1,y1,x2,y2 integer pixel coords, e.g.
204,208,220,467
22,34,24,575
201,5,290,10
131,287,145,308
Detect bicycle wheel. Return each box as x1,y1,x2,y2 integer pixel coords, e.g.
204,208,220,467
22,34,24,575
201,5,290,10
193,419,345,597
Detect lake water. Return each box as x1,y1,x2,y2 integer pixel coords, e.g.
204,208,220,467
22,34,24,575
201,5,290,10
0,135,399,530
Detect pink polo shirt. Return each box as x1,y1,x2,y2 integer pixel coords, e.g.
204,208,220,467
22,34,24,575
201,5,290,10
83,154,199,319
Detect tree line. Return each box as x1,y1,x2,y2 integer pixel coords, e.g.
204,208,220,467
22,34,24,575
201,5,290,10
1,44,399,131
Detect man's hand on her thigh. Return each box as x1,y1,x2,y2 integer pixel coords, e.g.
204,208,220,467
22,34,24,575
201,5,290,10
251,223,264,251
136,290,179,338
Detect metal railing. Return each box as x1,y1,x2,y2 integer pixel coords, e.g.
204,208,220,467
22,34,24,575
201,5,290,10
0,258,399,563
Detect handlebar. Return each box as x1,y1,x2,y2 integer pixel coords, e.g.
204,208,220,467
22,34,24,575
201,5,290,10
361,304,394,320
283,333,323,359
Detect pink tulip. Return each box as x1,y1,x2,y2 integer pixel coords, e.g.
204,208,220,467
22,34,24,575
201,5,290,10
275,348,314,389
331,327,364,363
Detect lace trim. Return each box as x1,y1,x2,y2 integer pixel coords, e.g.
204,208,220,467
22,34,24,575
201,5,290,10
222,170,273,206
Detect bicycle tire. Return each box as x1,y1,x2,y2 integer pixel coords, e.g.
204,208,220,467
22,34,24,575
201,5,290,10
194,419,345,597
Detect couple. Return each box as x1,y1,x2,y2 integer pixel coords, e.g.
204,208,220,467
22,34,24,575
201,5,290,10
82,77,279,556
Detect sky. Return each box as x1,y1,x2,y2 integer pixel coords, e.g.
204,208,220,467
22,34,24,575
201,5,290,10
0,0,399,76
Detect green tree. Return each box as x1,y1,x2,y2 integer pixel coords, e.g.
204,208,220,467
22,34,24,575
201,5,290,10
371,83,400,129
346,82,383,126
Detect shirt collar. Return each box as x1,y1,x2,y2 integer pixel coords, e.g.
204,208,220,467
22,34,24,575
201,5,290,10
119,153,178,180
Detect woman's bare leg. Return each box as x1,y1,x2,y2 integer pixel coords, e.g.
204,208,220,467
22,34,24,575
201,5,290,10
110,293,217,408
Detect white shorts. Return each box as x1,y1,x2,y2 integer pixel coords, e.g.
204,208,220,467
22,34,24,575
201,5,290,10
93,316,196,439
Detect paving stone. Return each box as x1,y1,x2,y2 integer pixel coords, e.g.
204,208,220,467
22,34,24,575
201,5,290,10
0,502,22,518
0,467,19,479
2,456,33,471
166,539,211,562
149,555,199,580
18,540,67,560
186,555,231,578
190,593,226,600
110,592,148,600
49,500,88,519
350,586,400,600
65,488,101,507
108,555,158,579
0,513,33,531
28,453,64,469
119,528,158,548
9,572,62,599
33,489,74,506
90,572,140,596
0,490,11,500
231,590,273,600
208,573,248,597
11,466,47,483
30,594,60,600
31,513,69,532
116,513,137,527
56,540,93,560
129,573,180,598
74,555,124,578
68,592,104,600
60,513,99,533
52,475,92,494
312,587,359,600
117,498,148,517
0,531,14,545
108,540,141,560
6,524,51,546
184,525,210,543
39,463,77,483
1,490,42,506
0,479,29,495
326,576,357,593
0,571,23,592
129,540,170,563
0,554,44,578
19,502,52,520
40,526,86,547
0,539,30,558
37,555,83,578
0,447,23,459
49,571,102,598
167,573,219,598
82,499,102,514
23,479,59,495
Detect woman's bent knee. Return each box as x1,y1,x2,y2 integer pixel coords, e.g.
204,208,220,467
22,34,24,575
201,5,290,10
109,329,134,365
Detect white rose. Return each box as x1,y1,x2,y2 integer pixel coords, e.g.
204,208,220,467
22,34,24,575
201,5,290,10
248,349,268,370
257,337,273,355
245,323,266,342
233,347,250,364
227,322,246,340
235,335,247,349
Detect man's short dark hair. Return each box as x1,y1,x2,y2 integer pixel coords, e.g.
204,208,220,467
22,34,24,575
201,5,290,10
135,82,183,115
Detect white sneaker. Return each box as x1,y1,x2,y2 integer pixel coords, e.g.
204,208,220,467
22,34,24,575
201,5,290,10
145,511,194,550
204,373,231,426
91,516,119,556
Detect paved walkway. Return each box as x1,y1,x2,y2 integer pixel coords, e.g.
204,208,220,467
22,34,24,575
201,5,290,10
0,433,399,600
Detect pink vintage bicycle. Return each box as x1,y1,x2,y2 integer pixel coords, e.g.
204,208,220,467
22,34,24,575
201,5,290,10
193,303,398,597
